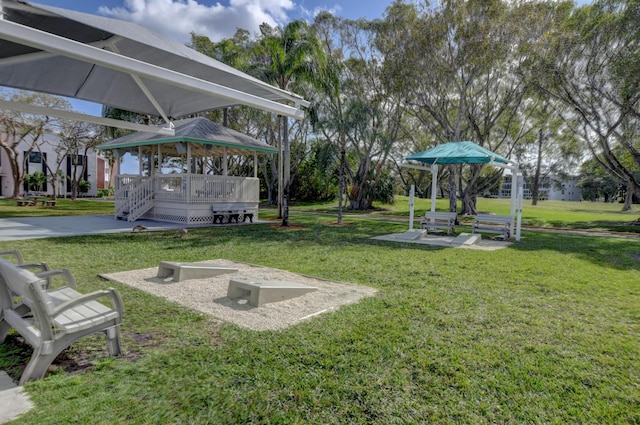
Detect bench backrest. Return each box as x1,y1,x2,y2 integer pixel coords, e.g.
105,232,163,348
475,213,512,224
0,258,54,315
424,212,457,220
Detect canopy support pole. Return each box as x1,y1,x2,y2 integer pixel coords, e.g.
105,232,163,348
430,164,438,213
409,185,415,230
516,172,523,241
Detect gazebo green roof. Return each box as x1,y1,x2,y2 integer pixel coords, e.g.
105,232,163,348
97,117,277,156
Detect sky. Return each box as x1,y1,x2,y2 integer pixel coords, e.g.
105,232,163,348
32,0,392,45
27,0,392,116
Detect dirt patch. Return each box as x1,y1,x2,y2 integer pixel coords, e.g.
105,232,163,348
100,259,377,331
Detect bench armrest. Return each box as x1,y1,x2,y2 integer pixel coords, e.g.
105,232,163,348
35,268,77,290
52,288,123,321
0,250,24,264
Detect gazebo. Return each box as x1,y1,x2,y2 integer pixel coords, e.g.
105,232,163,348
97,117,276,224
403,141,524,241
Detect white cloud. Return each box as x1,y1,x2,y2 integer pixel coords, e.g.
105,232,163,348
98,0,296,44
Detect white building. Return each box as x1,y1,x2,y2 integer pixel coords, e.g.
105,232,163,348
0,131,114,198
498,175,581,201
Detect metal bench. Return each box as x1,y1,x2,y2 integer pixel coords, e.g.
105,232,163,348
0,258,123,384
420,211,457,235
472,213,512,239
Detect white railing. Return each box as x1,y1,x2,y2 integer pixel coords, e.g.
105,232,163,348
189,175,258,204
115,174,259,220
114,174,154,221
127,177,154,221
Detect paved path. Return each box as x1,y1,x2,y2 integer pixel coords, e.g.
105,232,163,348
0,372,33,423
0,215,201,241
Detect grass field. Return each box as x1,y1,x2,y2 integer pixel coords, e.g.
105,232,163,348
0,199,639,423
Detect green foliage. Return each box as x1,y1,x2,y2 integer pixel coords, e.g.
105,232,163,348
289,143,337,202
25,171,46,192
97,189,110,198
77,180,90,195
578,159,619,202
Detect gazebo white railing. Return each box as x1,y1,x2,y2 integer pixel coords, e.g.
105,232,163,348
115,174,260,224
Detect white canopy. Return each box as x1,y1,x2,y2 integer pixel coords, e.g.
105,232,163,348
0,0,308,135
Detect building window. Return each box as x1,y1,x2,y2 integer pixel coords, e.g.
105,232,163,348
28,151,42,163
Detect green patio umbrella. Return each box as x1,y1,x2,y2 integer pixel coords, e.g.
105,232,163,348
403,141,522,240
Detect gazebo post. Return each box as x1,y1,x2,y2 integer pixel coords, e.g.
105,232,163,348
186,142,191,202
157,144,162,175
138,146,143,175
253,152,258,178
223,147,228,176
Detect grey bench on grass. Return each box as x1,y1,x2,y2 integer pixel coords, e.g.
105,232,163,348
0,258,123,384
420,211,457,235
472,213,512,239
227,279,317,307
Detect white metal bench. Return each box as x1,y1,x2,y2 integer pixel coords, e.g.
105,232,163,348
472,213,512,239
420,211,457,235
0,258,124,384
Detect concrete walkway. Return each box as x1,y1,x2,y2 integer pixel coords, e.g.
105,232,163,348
0,215,198,241
0,372,33,423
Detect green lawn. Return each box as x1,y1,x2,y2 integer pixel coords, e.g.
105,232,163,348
0,202,639,423
0,198,114,218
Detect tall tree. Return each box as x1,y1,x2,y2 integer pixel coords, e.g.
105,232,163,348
540,0,640,211
385,0,569,214
252,20,326,226
57,120,104,200
0,91,69,198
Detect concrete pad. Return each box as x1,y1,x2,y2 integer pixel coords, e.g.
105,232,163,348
396,229,427,240
157,261,237,282
0,372,33,424
451,233,482,246
371,233,511,251
227,279,318,307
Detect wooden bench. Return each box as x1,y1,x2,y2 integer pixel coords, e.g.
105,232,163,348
472,213,512,239
0,258,123,384
420,211,457,235
40,200,56,207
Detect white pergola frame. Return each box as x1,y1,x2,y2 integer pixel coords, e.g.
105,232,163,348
402,161,524,241
0,11,308,135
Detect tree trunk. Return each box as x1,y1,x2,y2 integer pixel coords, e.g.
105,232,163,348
532,129,543,206
623,179,634,211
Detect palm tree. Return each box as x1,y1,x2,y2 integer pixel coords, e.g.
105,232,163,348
252,21,326,226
